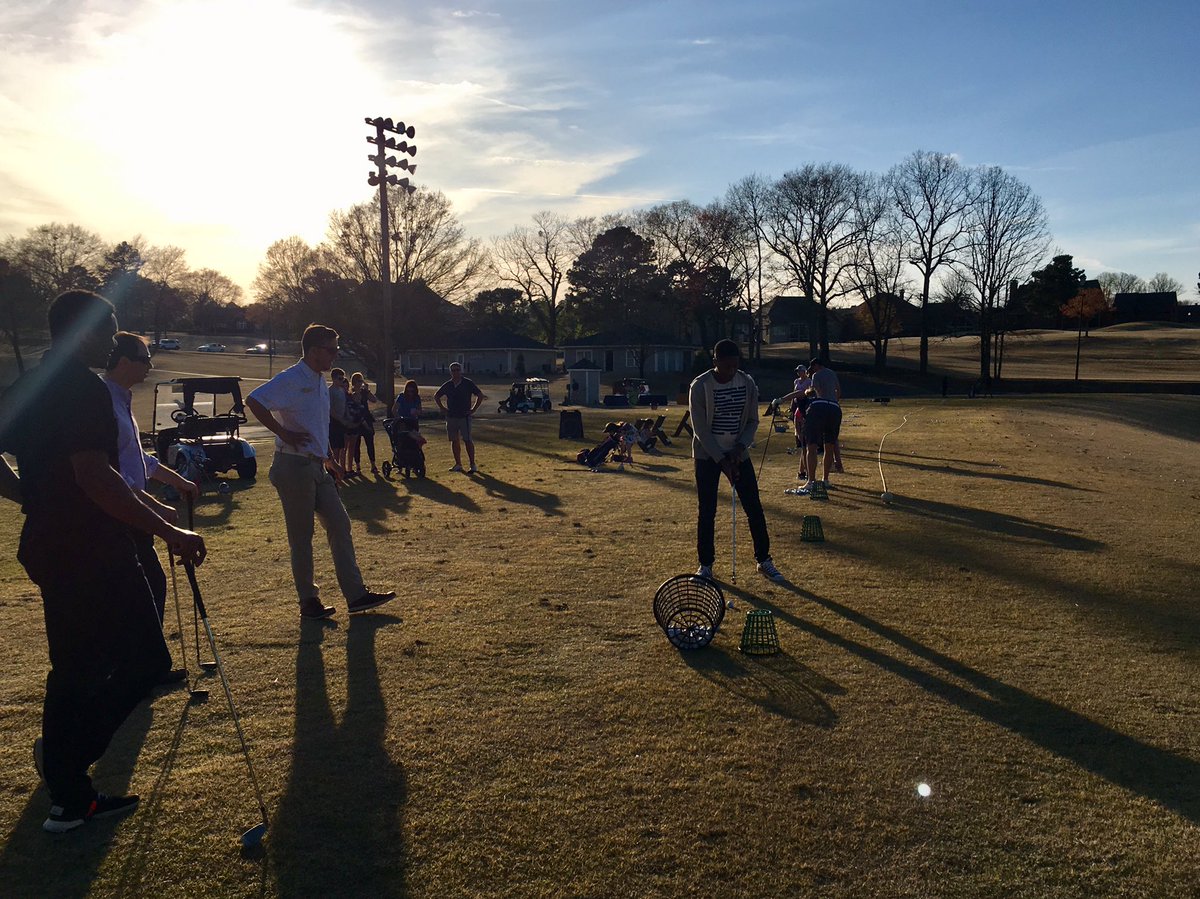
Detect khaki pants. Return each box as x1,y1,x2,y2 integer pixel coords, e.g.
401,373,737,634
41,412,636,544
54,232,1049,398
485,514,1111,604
268,453,365,604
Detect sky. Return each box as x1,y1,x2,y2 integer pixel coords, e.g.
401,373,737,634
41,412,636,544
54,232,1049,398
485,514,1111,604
2,0,1197,300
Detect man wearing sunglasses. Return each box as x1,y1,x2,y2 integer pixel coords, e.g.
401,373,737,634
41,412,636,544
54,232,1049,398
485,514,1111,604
103,332,199,641
246,324,395,619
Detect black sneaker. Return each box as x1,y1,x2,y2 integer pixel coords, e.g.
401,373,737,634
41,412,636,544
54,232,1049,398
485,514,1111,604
43,793,139,833
300,597,336,619
348,590,396,614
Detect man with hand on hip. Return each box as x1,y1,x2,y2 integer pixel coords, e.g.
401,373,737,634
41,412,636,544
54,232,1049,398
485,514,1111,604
245,324,396,620
434,362,484,474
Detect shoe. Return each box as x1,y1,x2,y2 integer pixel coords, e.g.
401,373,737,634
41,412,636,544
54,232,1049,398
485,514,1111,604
371,466,379,474
348,590,396,614
33,737,44,784
43,793,139,833
300,597,336,620
833,461,844,474
156,667,188,686
798,470,807,479
449,464,463,472
795,482,816,495
757,557,785,582
823,480,834,490
468,465,478,473
695,565,713,579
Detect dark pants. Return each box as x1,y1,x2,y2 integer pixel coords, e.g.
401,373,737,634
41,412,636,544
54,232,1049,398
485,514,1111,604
37,560,171,808
694,456,771,566
134,532,167,623
355,425,377,467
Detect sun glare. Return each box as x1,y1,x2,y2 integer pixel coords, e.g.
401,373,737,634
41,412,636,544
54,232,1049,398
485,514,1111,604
66,0,376,235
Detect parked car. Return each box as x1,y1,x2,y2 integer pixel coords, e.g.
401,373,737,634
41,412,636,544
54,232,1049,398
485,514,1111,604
197,343,227,353
156,338,181,350
244,343,272,354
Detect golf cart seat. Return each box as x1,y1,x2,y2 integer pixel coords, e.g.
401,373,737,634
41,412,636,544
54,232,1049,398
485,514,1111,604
176,414,245,439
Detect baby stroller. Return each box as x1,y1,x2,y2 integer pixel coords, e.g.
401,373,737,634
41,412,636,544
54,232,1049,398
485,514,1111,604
382,417,426,479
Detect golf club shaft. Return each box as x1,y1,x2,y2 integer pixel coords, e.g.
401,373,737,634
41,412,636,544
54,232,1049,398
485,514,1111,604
184,495,215,667
731,489,737,584
167,547,188,671
183,559,270,827
758,406,778,480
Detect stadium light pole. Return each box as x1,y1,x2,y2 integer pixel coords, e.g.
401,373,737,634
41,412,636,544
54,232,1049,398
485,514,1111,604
365,116,418,406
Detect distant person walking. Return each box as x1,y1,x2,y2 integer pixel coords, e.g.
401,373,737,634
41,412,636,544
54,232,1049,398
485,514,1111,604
0,290,206,833
103,332,199,680
327,368,356,473
689,339,784,582
434,362,484,473
245,324,396,620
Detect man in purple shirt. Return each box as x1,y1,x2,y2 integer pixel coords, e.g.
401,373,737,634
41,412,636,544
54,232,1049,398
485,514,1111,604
104,332,199,625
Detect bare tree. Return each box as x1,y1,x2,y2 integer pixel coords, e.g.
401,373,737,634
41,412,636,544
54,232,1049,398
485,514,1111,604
1147,272,1185,295
847,174,912,370
324,186,486,304
1096,271,1146,303
491,211,573,346
888,150,976,374
141,244,189,340
960,166,1050,384
3,223,106,298
724,175,782,360
763,163,865,362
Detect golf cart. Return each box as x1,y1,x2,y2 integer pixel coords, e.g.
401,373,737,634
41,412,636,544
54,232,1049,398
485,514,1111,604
498,378,552,413
151,377,257,486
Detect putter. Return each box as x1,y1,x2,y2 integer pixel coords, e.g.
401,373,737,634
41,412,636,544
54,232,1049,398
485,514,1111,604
186,496,217,672
182,558,270,849
167,547,208,703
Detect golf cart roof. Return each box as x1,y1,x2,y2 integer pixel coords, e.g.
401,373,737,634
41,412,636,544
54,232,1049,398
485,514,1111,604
156,377,245,414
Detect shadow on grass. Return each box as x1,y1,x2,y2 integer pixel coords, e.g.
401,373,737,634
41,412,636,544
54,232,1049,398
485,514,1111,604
772,583,1200,825
1061,395,1200,443
679,642,840,726
837,486,1105,552
272,614,408,898
473,473,564,516
0,697,154,897
841,450,1095,492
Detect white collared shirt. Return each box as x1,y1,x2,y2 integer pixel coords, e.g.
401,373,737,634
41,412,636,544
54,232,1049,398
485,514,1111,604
104,376,160,491
246,360,330,458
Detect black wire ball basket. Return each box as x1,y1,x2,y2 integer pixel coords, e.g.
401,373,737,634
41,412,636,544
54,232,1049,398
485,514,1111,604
653,574,726,650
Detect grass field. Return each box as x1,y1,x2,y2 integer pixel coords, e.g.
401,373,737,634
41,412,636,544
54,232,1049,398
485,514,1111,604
1,374,1198,895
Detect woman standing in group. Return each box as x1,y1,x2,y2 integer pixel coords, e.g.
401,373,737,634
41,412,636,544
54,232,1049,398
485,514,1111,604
347,371,380,475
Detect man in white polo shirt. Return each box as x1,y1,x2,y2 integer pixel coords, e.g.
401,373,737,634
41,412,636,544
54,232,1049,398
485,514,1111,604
246,324,395,620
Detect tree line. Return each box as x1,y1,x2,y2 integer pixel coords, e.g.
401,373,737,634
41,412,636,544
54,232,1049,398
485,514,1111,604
3,150,1191,381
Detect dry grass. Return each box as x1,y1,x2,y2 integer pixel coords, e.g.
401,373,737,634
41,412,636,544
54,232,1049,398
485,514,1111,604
770,322,1200,381
1,388,1199,897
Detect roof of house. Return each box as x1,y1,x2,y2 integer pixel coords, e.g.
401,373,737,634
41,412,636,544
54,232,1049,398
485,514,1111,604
762,295,819,324
1114,291,1178,313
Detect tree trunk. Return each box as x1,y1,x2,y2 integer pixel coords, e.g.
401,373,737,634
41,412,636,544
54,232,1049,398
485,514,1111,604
979,306,991,385
918,270,932,375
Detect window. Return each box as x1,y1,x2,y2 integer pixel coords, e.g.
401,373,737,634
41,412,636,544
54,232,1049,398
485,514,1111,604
625,349,638,368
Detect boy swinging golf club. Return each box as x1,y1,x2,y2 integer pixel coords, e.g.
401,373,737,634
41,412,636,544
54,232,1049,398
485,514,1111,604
689,339,785,583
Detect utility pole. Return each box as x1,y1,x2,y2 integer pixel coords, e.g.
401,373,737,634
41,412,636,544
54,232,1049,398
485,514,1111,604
364,116,417,406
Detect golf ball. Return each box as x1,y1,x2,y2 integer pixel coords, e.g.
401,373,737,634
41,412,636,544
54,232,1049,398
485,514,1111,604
881,491,894,503
917,782,931,798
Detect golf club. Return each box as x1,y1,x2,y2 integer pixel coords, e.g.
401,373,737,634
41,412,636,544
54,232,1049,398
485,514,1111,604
757,403,780,480
186,496,217,672
731,489,738,587
181,557,269,849
167,546,208,703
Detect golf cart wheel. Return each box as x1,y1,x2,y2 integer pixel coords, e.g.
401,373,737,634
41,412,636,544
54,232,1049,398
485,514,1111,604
382,461,392,477
236,458,257,480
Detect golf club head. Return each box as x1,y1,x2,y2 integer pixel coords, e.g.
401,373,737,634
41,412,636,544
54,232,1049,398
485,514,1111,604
200,661,219,671
241,822,267,848
188,688,210,703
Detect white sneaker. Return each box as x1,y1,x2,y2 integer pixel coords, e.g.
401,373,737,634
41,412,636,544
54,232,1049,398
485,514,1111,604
695,565,713,579
757,557,785,582
449,464,463,472
795,482,816,495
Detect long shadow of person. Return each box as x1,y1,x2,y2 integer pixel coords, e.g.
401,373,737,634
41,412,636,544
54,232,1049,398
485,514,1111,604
0,697,156,898
271,616,408,898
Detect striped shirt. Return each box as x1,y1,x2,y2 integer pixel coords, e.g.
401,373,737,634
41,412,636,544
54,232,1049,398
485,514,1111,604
711,376,749,449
